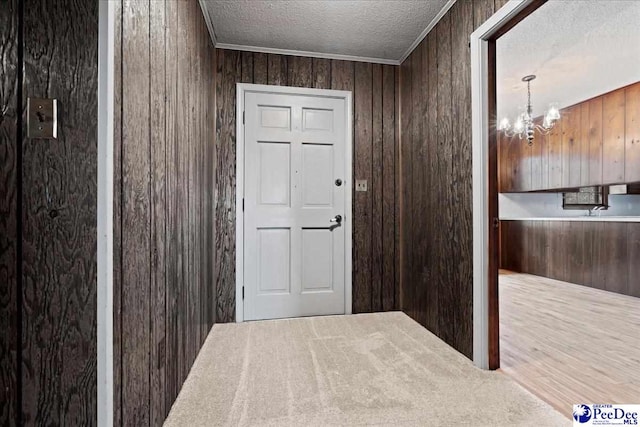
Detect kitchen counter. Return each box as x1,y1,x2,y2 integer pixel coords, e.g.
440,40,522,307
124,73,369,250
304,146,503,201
499,216,640,222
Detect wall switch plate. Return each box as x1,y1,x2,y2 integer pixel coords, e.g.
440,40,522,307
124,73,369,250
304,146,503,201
356,179,368,192
27,98,58,139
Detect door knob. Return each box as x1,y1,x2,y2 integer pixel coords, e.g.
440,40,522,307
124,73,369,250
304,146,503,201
330,215,342,224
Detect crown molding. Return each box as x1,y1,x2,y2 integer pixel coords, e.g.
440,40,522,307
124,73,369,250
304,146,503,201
215,43,400,65
198,0,218,46
398,0,457,64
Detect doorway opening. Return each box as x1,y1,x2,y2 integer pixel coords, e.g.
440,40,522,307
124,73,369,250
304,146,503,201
475,0,640,418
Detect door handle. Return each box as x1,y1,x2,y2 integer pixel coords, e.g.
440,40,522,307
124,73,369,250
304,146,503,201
330,214,342,225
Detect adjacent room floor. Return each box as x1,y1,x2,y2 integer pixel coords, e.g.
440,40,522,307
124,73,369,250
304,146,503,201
500,271,640,419
165,312,566,426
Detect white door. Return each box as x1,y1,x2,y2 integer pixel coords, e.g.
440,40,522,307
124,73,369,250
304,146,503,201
243,89,349,321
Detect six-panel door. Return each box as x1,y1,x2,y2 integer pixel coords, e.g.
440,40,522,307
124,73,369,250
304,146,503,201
244,92,347,320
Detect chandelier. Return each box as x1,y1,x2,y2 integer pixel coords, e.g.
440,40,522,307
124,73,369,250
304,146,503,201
497,75,560,145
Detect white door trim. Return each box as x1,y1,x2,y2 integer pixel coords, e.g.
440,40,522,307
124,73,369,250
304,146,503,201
235,83,353,323
471,0,536,370
97,0,115,425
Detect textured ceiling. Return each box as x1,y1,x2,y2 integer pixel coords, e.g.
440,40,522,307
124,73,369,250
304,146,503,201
497,0,640,120
202,0,450,62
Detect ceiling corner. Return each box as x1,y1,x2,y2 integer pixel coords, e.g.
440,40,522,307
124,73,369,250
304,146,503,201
397,0,457,64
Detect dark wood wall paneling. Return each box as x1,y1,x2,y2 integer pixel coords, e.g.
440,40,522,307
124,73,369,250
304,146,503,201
499,81,640,192
1,0,99,424
0,0,19,424
114,1,216,425
214,49,399,321
501,220,640,298
399,0,507,359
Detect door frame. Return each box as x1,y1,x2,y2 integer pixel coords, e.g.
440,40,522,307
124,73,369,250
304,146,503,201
235,83,353,323
471,0,546,370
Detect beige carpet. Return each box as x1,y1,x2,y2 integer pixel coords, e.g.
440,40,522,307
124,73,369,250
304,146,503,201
165,312,568,426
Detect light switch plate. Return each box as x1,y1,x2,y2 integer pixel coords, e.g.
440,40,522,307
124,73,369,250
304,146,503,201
356,179,368,192
27,98,58,139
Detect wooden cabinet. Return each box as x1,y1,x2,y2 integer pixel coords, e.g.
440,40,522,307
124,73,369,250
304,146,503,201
500,220,640,298
625,83,640,182
499,81,640,192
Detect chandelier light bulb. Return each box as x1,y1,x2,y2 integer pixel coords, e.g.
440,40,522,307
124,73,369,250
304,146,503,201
547,104,560,121
513,116,525,133
498,117,511,131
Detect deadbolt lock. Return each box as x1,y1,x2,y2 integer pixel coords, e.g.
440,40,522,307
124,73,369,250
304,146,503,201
335,179,342,187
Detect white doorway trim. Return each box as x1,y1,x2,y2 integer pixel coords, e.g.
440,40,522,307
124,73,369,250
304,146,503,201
235,83,353,323
97,0,115,425
471,0,536,370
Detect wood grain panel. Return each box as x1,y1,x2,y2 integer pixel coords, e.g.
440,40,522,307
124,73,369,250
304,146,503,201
208,41,217,329
267,54,287,86
588,97,603,186
113,2,123,424
176,0,189,402
519,136,532,191
241,50,253,83
0,0,19,423
410,44,422,323
253,53,267,85
424,33,439,335
121,1,151,423
399,55,412,319
539,123,550,190
164,0,180,411
436,15,459,352
547,117,563,189
150,1,166,424
473,0,495,30
566,221,586,284
499,133,514,192
312,58,331,89
502,220,639,298
287,56,312,87
590,222,607,289
215,49,240,323
371,64,383,311
530,119,543,190
530,221,548,277
450,0,474,359
562,105,582,188
625,83,640,182
382,65,396,311
551,221,570,282
602,89,625,184
599,222,629,295
413,39,428,328
353,62,373,313
394,67,401,312
116,1,217,424
580,101,590,187
330,59,354,92
21,0,98,424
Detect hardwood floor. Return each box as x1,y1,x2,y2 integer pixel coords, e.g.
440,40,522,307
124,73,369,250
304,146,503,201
499,270,640,419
